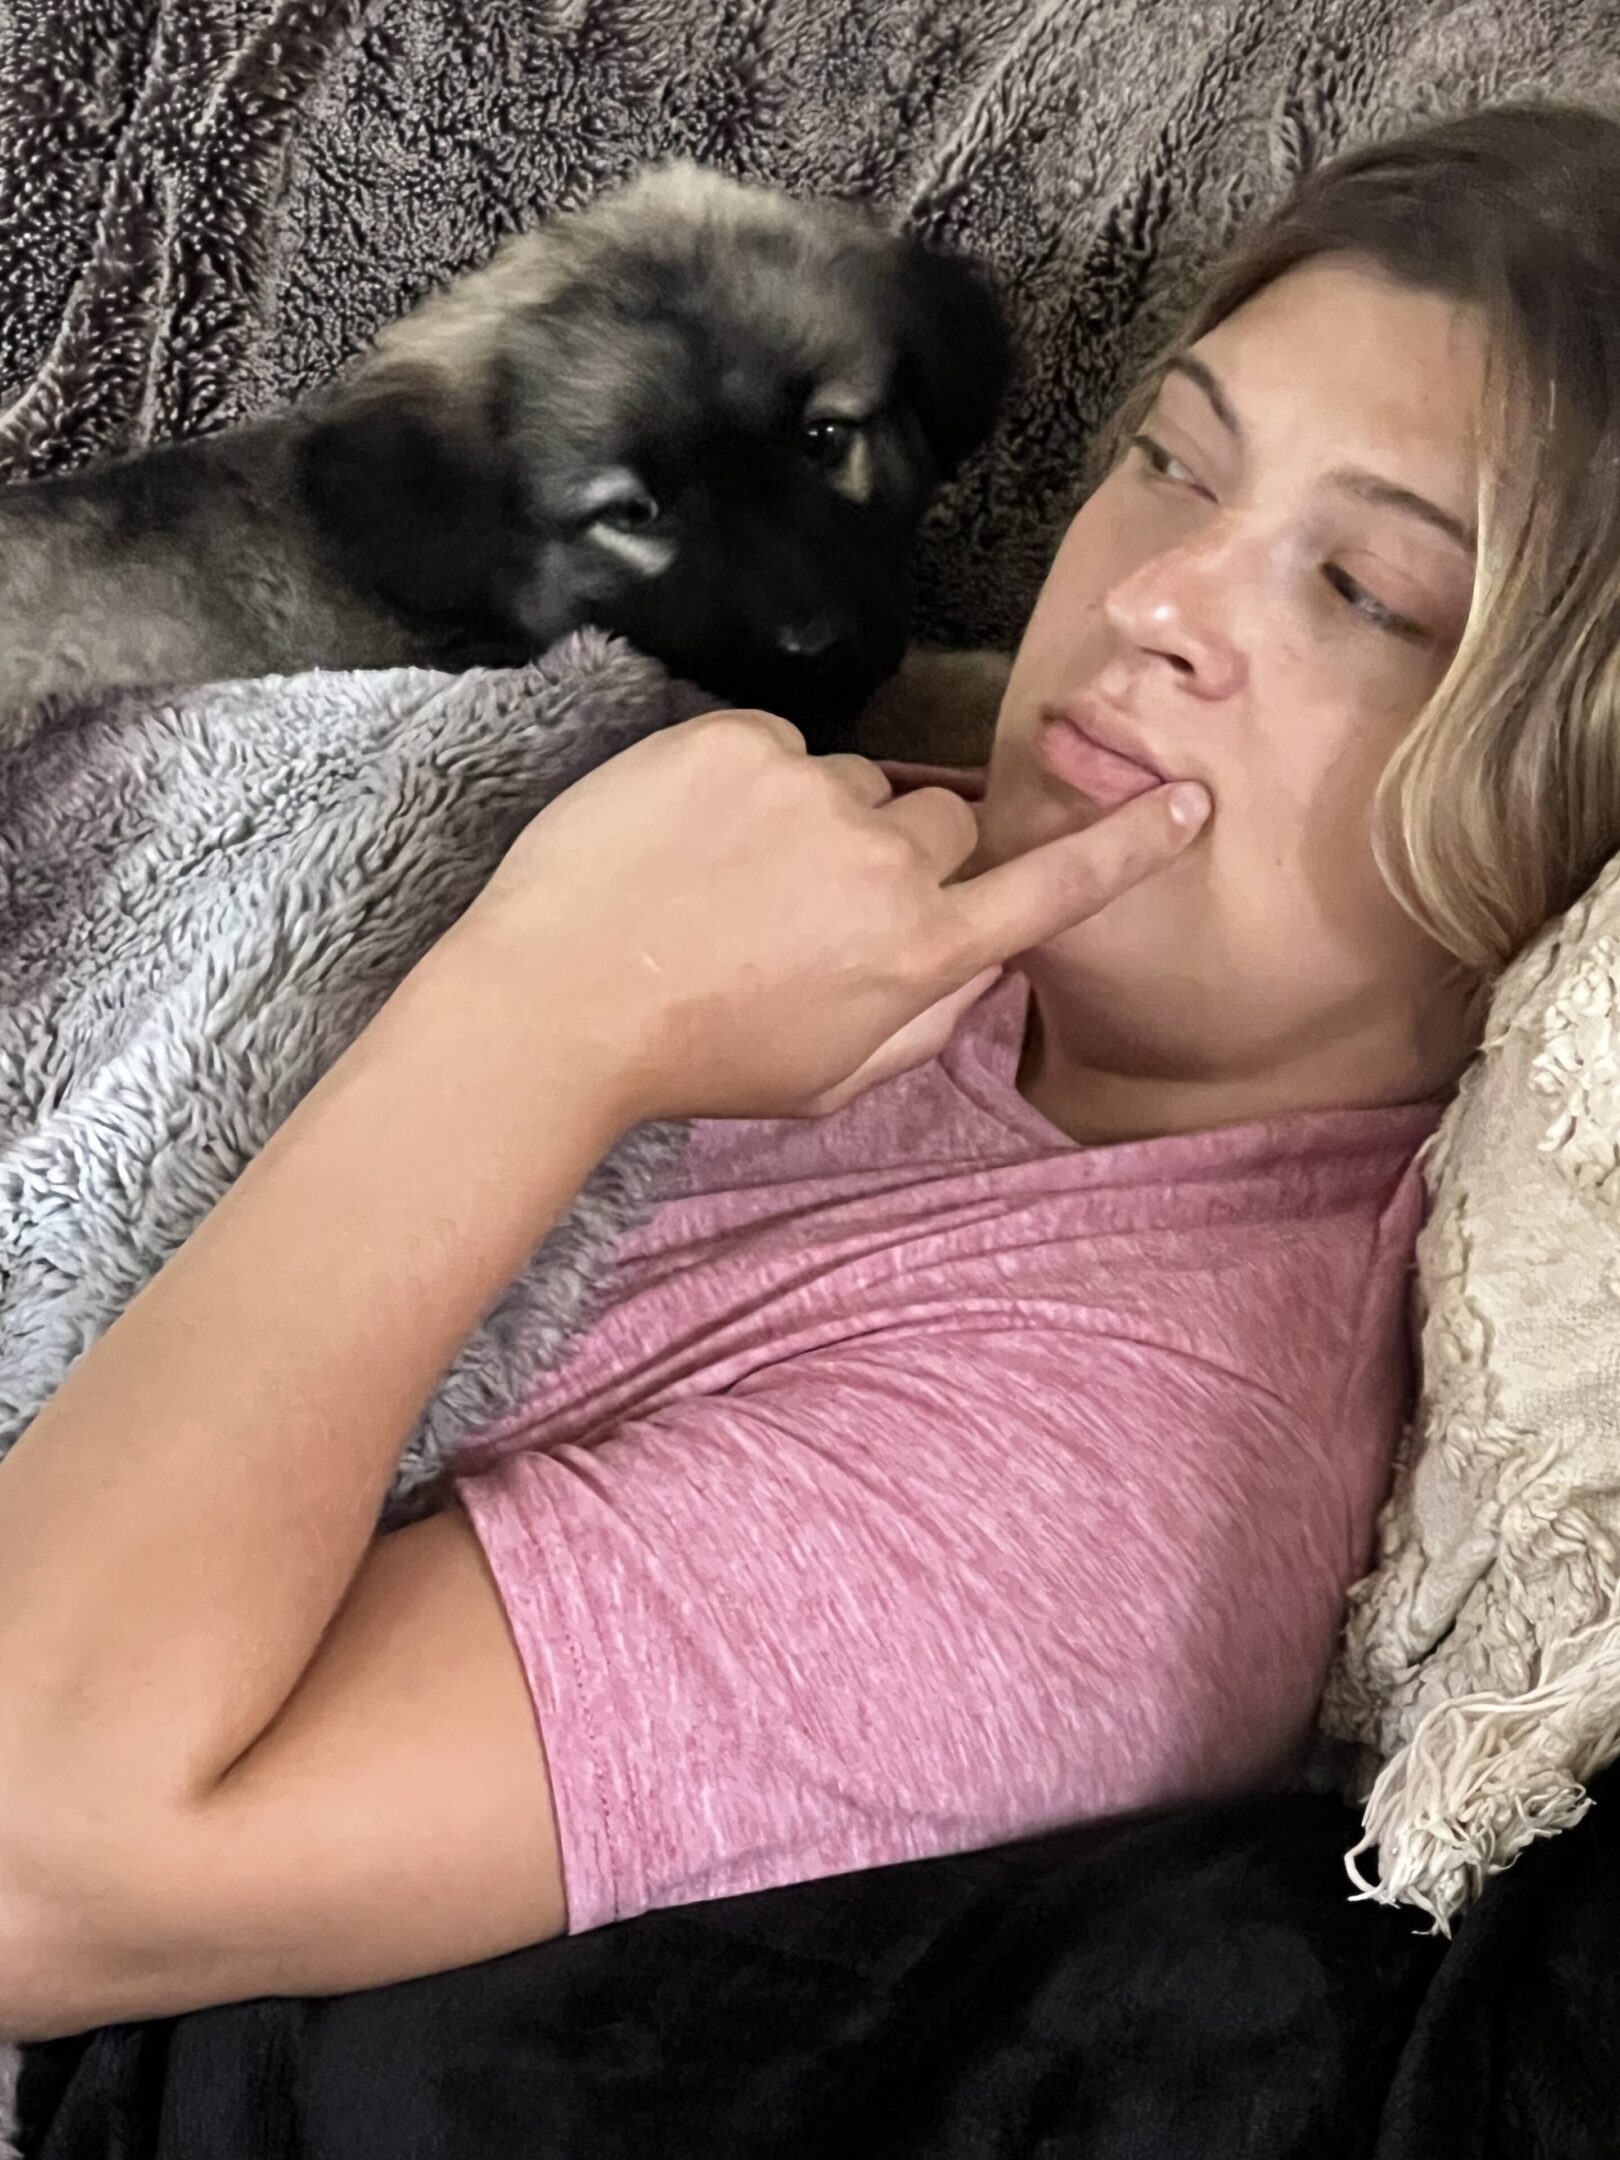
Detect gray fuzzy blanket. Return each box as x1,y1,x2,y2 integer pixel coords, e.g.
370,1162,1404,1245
0,633,707,1500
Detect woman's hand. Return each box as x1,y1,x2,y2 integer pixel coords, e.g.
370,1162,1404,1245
460,708,1211,1124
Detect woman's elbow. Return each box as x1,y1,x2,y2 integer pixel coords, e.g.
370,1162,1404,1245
0,1871,96,2042
0,1811,172,2041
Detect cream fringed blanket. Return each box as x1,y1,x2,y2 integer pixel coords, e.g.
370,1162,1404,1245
1323,853,1620,1928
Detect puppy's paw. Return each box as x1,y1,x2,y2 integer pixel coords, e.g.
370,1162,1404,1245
856,647,1011,767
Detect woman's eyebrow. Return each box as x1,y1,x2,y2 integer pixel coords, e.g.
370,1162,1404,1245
1325,469,1476,554
1161,354,1475,554
1162,354,1243,441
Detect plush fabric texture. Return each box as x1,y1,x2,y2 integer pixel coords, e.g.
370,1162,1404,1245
0,634,706,1498
5,2,1618,658
22,1767,1620,2160
1322,852,1620,1926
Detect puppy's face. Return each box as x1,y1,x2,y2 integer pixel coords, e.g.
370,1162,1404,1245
300,165,1008,749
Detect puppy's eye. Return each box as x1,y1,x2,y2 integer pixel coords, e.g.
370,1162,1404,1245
589,490,661,535
801,417,858,469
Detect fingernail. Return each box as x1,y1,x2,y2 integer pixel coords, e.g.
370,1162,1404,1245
1166,781,1212,831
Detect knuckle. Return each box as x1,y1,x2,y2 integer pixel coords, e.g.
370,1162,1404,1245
907,787,979,866
858,822,916,880
816,755,879,806
945,794,980,853
827,752,888,799
693,708,803,760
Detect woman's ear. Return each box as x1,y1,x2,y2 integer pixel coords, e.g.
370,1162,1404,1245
296,372,516,625
885,239,1011,480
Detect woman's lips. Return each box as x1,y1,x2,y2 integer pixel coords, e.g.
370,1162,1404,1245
1035,701,1167,808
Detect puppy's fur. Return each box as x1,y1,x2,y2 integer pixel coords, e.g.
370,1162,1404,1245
0,164,1007,748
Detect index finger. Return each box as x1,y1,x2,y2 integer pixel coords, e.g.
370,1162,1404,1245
948,781,1211,969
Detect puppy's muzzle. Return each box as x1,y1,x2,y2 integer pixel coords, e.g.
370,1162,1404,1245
775,616,842,661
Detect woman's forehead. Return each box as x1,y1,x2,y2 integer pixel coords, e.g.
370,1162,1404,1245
1180,257,1485,501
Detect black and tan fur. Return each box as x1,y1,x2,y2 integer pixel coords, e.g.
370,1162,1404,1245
0,164,1009,751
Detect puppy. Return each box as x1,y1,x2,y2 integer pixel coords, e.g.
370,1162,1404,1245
0,163,1008,749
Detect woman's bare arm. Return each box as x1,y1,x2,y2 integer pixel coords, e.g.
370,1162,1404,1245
0,711,1206,2037
0,928,624,2034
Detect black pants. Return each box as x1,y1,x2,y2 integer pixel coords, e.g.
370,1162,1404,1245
21,1775,1620,2160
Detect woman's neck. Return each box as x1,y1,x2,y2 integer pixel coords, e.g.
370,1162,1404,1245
1016,980,1467,1146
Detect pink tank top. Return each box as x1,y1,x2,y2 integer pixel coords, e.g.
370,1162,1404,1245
456,973,1434,1932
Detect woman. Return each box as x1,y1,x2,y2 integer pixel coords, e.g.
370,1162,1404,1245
5,99,1620,2038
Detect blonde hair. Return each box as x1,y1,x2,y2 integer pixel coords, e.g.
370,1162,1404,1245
1097,101,1620,977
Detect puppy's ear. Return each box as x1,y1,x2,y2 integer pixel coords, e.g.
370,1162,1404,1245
886,239,1011,479
296,372,515,624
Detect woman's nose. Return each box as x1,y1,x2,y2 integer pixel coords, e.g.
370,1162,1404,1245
1101,541,1249,702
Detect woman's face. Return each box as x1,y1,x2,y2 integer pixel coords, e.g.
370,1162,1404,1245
980,253,1485,1105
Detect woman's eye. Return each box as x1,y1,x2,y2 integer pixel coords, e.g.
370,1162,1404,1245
1129,433,1202,489
1322,563,1428,642
801,417,858,469
590,492,661,535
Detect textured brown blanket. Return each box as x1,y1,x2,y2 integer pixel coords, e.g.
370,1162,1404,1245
5,0,1615,662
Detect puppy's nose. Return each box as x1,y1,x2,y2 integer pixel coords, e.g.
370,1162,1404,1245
775,616,841,661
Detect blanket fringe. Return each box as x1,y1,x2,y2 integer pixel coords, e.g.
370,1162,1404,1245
1344,1614,1620,1929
